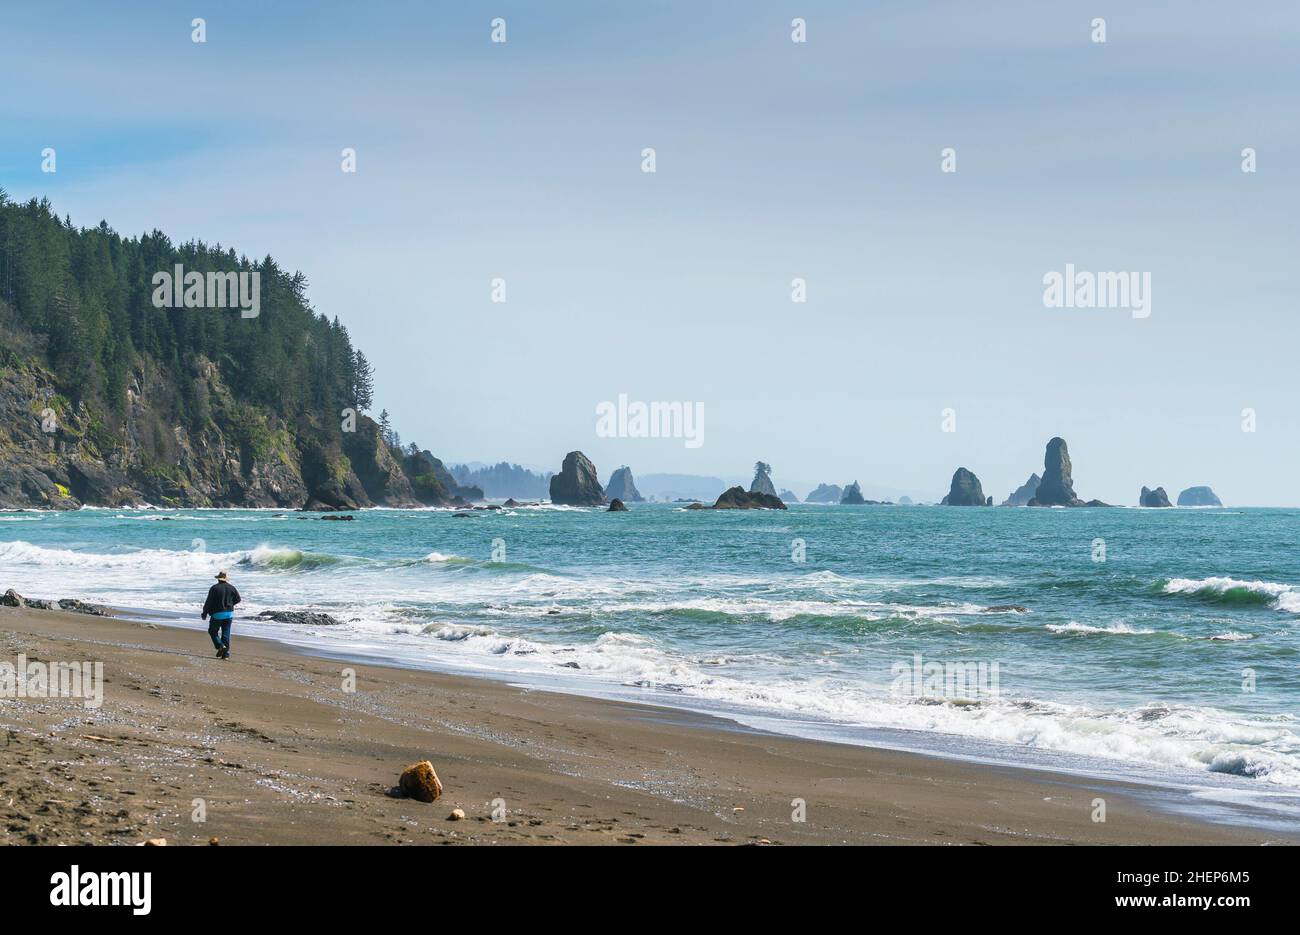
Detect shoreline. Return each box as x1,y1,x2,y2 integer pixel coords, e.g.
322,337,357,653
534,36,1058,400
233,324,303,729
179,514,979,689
1,604,1293,845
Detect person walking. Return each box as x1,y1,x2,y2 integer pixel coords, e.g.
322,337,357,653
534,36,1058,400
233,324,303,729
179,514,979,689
201,570,241,659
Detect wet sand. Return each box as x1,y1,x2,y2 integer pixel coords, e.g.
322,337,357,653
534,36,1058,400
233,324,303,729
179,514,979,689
0,605,1290,845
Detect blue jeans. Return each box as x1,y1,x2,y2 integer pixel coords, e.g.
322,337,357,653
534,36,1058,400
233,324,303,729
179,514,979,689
208,616,232,651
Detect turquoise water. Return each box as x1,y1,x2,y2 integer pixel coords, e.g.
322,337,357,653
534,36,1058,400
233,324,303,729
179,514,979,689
2,503,1298,814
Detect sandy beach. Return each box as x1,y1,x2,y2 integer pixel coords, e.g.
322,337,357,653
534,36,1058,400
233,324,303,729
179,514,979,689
0,605,1292,846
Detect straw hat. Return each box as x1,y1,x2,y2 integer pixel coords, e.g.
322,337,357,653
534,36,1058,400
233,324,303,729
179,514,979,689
215,571,229,581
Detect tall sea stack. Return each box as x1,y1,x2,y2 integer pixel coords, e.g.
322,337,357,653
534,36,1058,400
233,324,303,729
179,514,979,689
841,481,866,504
605,466,644,502
1032,437,1079,505
749,462,777,496
549,451,606,506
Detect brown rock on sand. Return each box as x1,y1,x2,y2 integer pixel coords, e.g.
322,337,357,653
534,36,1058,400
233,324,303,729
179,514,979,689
399,760,443,802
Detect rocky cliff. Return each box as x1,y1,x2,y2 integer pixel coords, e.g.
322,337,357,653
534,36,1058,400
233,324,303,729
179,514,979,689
0,197,473,511
841,481,867,504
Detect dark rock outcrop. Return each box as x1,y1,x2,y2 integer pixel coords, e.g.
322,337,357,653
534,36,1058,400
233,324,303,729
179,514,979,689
841,481,867,505
253,610,343,627
548,451,606,506
1178,486,1222,507
804,483,843,503
604,466,644,502
1139,486,1173,508
607,498,628,512
942,467,987,506
749,462,777,497
1026,437,1109,506
1002,473,1041,507
709,486,787,510
779,489,800,503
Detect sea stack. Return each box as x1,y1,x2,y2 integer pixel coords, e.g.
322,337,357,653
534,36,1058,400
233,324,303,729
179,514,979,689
1030,438,1079,505
1139,486,1173,507
749,462,777,496
804,483,843,503
942,467,988,506
607,498,628,512
1027,437,1108,506
779,488,801,503
548,451,606,506
605,466,644,502
1002,473,1041,507
1178,486,1222,507
841,481,866,504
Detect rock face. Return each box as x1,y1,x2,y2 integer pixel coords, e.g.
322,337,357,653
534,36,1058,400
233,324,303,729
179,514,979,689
779,489,800,503
1002,473,1041,507
548,451,606,506
804,483,843,503
841,481,867,504
604,466,644,502
398,760,443,802
942,467,987,506
749,462,777,496
710,486,787,510
1178,486,1222,507
607,498,628,512
0,351,470,511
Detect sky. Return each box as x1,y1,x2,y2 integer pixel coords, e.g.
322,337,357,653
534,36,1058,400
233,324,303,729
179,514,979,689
3,0,1298,504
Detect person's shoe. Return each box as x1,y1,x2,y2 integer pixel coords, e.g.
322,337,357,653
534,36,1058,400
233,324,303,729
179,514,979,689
219,647,230,659
215,648,224,658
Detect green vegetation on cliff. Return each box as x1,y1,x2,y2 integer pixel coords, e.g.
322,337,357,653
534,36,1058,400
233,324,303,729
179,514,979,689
0,190,471,509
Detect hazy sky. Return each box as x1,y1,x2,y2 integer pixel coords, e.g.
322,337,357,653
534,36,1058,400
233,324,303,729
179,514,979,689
3,1,1298,504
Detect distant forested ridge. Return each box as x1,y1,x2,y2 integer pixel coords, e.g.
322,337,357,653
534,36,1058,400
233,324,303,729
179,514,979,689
451,462,553,499
0,191,477,509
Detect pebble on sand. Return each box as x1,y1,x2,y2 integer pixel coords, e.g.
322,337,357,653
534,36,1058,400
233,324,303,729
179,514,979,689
398,760,443,802
448,808,466,821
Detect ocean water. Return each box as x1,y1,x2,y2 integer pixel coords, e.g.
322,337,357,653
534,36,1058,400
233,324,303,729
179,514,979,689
3,503,1299,821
